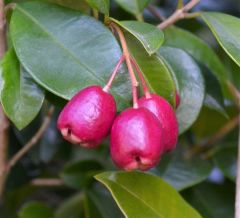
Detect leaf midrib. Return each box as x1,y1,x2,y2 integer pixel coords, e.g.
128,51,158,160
16,6,105,84
102,178,164,218
15,5,128,105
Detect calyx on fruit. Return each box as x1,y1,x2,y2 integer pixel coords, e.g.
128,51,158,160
57,85,116,148
110,107,164,171
139,94,178,153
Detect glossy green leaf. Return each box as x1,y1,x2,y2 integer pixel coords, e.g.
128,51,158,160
0,49,44,130
112,19,164,55
126,33,176,106
182,182,235,218
158,47,205,134
202,12,240,67
115,0,151,16
214,146,237,182
55,193,85,218
18,202,54,218
163,27,228,83
47,0,89,11
155,147,212,191
61,160,103,189
10,2,131,110
95,171,202,218
85,0,109,15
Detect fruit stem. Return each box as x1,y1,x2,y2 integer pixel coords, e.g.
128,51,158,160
110,22,139,108
130,57,151,99
103,55,125,92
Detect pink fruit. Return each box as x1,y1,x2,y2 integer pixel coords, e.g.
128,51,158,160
138,94,178,153
110,107,164,171
57,85,117,148
176,91,181,109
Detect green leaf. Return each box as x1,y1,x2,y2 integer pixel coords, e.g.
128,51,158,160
61,160,103,189
158,47,205,134
163,27,228,83
126,33,176,106
95,171,202,218
182,182,235,218
18,202,54,218
202,67,227,117
154,146,212,191
0,49,44,130
84,188,123,218
112,19,164,55
47,0,89,11
85,0,109,15
115,0,151,16
55,193,85,218
213,146,237,182
10,1,131,110
202,12,240,67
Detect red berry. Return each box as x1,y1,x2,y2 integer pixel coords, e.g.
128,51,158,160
110,108,164,171
138,94,178,153
175,91,181,109
57,85,117,148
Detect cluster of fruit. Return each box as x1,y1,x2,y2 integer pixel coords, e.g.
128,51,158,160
58,21,179,171
57,54,179,171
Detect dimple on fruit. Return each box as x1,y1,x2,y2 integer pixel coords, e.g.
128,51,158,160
57,85,116,148
110,107,164,171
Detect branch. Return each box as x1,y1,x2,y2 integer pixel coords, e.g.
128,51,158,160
235,115,240,218
147,4,165,21
157,0,200,30
186,116,240,158
110,23,139,108
227,81,240,109
0,0,9,200
31,178,64,187
6,106,54,172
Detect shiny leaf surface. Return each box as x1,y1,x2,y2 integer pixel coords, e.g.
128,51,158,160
113,19,164,55
10,2,131,110
158,47,205,133
163,27,228,82
95,171,202,218
114,0,151,16
0,49,44,129
202,12,240,67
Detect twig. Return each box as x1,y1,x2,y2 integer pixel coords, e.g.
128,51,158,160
147,4,165,21
31,178,64,187
235,115,240,218
0,0,9,200
186,116,240,158
110,22,139,109
6,106,54,172
227,81,240,109
157,0,200,30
